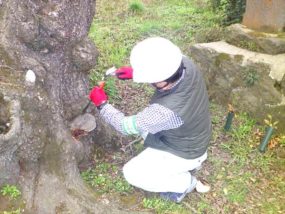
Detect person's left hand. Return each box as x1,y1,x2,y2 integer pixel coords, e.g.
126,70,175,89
115,66,133,80
89,85,108,107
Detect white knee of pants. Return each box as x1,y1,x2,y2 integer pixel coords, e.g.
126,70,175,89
122,149,208,192
123,161,192,192
123,160,142,188
123,158,191,193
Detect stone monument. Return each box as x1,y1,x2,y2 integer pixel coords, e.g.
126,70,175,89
243,0,285,32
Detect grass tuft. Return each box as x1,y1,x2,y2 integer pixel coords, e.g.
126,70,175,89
0,184,21,200
129,1,145,13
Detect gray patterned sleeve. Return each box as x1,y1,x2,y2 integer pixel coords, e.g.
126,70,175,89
99,103,183,136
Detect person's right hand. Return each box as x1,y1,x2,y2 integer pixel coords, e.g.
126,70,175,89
115,66,133,80
89,85,108,107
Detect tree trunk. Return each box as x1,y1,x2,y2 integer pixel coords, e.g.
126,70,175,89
0,1,126,213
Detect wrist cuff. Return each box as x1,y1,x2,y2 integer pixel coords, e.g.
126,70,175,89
97,102,107,110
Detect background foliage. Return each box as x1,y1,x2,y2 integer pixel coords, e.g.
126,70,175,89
211,0,246,25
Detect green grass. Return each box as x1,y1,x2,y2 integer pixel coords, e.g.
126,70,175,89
230,113,256,142
223,172,252,203
196,200,211,213
220,112,257,164
2,209,21,214
88,0,222,96
142,197,186,214
214,110,285,213
81,162,132,194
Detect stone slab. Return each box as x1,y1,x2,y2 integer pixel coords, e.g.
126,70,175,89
189,41,285,133
226,24,285,55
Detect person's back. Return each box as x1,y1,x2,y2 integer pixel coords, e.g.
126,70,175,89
145,57,211,159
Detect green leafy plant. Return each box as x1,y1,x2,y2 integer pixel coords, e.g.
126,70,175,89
1,184,21,200
81,162,132,194
243,68,259,87
264,114,279,129
211,0,222,10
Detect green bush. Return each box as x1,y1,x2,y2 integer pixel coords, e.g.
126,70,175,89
211,0,246,25
211,0,222,10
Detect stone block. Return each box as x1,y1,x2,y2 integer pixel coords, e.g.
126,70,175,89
226,24,285,55
189,41,285,133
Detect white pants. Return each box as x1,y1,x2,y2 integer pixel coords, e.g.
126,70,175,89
123,148,207,193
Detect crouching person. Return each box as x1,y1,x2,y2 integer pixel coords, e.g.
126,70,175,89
89,37,212,203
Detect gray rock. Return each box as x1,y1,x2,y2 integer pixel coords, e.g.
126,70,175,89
190,41,285,133
226,24,285,55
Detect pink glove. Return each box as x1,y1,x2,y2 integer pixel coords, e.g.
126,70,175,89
115,66,133,80
89,84,108,107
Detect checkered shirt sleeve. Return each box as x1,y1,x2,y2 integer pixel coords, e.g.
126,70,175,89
100,103,183,136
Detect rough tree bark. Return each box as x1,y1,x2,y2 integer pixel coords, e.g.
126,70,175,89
0,1,126,213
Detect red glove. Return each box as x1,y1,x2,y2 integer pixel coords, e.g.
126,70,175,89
89,85,108,107
115,66,133,80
